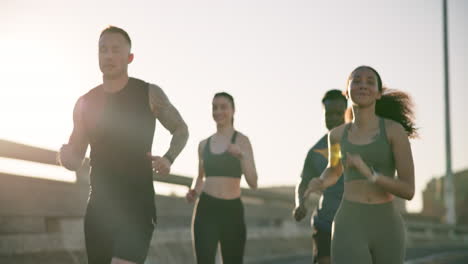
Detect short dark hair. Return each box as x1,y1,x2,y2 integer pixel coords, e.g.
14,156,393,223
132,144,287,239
322,89,347,105
100,26,132,47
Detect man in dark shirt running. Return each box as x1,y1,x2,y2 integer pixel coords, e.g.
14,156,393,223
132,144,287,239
59,26,189,264
293,90,347,264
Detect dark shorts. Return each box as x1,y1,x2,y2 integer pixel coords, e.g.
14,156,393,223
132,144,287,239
312,225,332,261
84,201,155,264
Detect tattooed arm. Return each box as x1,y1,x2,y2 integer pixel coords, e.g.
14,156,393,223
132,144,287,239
148,84,189,165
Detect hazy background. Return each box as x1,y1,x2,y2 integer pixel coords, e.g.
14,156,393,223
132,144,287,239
1,0,467,212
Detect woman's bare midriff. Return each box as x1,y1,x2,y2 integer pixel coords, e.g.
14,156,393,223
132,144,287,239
203,176,242,199
344,180,394,204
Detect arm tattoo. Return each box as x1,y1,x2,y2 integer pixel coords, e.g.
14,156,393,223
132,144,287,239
149,84,189,163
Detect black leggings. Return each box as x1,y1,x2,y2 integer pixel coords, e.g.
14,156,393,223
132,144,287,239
192,192,246,264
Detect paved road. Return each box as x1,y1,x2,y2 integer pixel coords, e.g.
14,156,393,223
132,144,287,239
446,255,468,264
443,255,468,264
252,246,468,264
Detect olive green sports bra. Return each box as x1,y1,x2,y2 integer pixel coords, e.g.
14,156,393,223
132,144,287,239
340,118,396,182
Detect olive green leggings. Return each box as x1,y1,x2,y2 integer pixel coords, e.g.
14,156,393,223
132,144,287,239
331,199,406,264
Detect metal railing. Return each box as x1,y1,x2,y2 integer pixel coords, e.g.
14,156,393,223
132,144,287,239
0,139,293,204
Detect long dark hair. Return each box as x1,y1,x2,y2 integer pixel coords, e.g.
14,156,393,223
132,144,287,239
213,92,235,125
347,66,418,138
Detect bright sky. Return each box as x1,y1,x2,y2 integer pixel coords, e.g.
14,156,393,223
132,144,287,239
1,0,467,212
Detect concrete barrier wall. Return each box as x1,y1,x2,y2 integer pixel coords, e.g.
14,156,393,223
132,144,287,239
0,172,312,263
0,222,312,263
0,172,299,227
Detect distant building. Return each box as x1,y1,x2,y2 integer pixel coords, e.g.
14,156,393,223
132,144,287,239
421,168,468,225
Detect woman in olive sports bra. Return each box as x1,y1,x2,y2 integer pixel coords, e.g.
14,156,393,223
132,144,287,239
186,92,258,264
305,66,417,264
